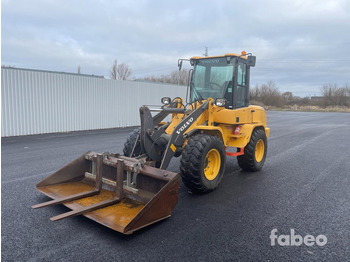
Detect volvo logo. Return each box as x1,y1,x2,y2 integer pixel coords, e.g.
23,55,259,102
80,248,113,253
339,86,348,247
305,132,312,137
176,117,194,135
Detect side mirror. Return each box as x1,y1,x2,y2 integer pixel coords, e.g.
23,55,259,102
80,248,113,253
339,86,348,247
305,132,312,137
178,60,183,71
247,56,256,67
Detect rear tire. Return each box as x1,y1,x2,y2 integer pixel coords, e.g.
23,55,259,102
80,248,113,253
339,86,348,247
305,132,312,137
237,128,267,171
180,134,226,193
123,128,141,157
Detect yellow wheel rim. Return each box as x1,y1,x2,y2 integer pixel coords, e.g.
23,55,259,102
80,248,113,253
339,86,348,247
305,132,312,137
255,139,265,163
204,149,221,180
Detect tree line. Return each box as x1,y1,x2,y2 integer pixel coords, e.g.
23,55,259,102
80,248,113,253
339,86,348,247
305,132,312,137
320,83,350,107
102,60,350,108
77,59,132,80
250,81,350,108
107,59,189,84
141,69,190,86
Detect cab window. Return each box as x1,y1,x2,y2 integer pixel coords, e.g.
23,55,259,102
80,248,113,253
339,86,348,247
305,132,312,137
236,62,247,108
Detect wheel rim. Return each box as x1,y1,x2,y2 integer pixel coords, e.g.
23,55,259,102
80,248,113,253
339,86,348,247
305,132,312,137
204,149,221,180
255,139,265,163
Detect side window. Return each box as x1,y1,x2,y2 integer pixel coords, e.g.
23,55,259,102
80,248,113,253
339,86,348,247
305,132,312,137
236,62,247,108
237,63,246,85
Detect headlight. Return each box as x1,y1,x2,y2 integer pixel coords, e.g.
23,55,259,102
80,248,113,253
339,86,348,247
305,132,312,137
215,98,226,107
161,97,171,105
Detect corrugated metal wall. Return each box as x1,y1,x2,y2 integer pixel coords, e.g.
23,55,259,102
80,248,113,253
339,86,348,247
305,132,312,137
1,67,187,137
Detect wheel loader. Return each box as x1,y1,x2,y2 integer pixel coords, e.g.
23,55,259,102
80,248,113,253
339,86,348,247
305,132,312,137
33,51,270,234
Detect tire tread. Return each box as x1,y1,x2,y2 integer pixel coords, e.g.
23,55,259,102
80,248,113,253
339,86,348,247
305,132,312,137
237,128,267,171
123,128,141,157
180,134,225,193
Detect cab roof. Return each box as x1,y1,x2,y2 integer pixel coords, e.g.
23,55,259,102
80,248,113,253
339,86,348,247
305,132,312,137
190,52,248,60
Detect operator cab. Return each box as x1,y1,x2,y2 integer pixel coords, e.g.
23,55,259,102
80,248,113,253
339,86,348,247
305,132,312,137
186,52,256,109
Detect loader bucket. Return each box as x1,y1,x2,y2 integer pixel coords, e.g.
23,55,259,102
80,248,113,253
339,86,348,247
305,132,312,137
32,151,180,234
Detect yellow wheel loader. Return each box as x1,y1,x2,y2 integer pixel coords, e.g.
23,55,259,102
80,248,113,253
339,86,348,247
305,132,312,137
33,51,270,234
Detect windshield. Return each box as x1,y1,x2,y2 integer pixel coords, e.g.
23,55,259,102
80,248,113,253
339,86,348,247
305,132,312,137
190,57,234,102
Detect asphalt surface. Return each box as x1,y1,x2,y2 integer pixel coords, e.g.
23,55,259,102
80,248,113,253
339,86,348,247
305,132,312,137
2,111,350,261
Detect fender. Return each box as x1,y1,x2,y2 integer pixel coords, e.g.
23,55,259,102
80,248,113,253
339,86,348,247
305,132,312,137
228,124,270,148
186,124,270,149
189,126,224,141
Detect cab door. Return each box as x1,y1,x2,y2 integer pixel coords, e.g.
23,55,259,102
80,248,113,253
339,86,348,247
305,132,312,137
234,60,248,108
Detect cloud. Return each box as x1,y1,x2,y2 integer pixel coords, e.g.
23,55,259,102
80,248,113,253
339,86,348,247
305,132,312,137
2,0,350,96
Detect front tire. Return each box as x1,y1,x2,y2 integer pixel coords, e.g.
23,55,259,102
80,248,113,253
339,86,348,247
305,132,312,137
237,128,267,171
123,128,141,157
180,134,226,193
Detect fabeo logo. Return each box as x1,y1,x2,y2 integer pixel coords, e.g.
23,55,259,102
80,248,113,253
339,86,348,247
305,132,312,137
176,117,194,135
270,229,327,247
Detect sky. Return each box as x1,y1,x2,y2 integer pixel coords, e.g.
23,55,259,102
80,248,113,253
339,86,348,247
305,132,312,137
2,0,350,96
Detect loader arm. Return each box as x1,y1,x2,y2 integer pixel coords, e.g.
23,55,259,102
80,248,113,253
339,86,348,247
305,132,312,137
160,101,209,169
139,101,209,169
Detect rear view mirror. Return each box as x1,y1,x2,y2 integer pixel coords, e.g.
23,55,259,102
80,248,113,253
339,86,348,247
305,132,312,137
247,56,256,67
178,60,183,71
